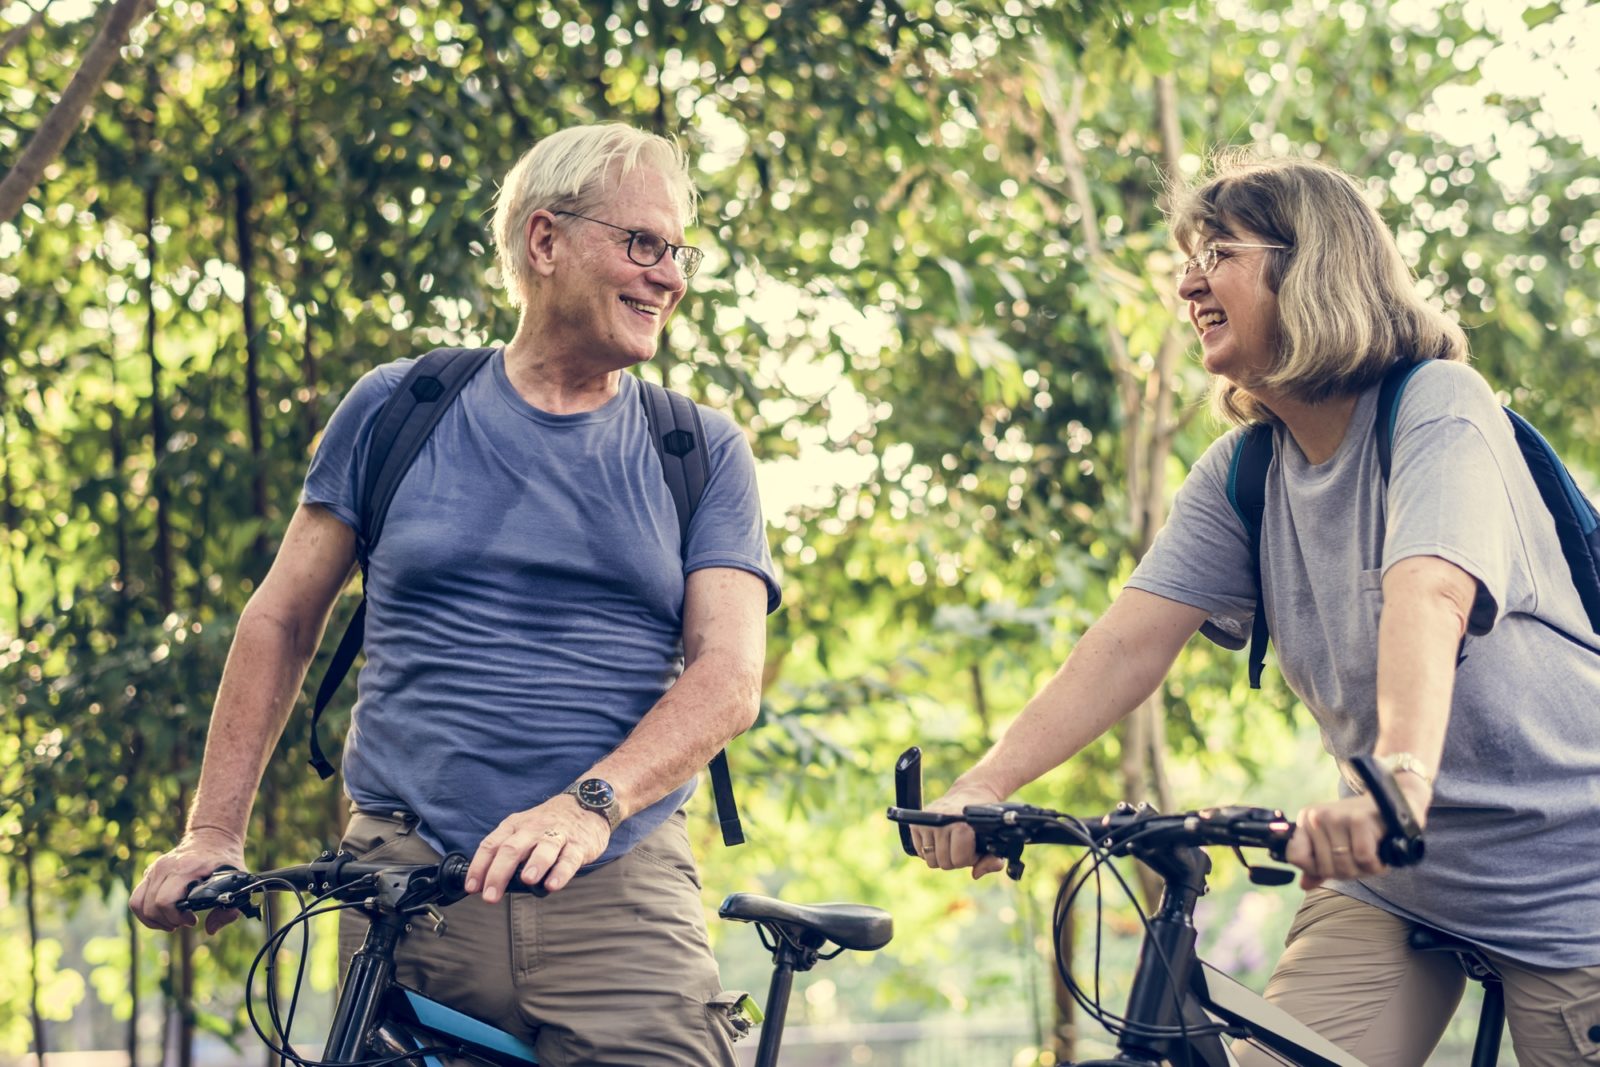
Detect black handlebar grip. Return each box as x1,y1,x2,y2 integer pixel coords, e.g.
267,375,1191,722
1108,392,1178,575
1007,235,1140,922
1349,755,1426,868
894,747,923,857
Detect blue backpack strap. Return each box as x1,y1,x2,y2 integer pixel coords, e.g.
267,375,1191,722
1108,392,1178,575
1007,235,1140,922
1503,409,1600,633
1228,423,1275,690
1375,360,1429,483
308,347,496,780
1378,357,1600,647
637,380,745,845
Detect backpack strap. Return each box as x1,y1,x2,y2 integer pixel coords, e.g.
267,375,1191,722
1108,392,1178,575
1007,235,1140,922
636,379,744,846
1375,360,1428,484
1229,424,1275,690
308,347,496,780
1503,408,1600,633
637,379,710,542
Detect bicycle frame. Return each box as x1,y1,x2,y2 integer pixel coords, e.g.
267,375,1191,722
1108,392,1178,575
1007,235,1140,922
1084,843,1364,1067
323,906,541,1066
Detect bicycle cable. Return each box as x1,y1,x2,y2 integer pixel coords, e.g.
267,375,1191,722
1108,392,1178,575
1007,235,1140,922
1046,819,1240,1064
233,874,463,1067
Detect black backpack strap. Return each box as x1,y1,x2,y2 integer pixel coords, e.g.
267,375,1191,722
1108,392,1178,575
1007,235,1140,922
637,379,710,542
637,379,744,845
361,348,498,557
1230,424,1275,690
307,347,496,779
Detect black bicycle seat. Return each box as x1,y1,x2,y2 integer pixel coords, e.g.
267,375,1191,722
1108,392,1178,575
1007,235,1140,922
718,893,893,952
1408,924,1502,984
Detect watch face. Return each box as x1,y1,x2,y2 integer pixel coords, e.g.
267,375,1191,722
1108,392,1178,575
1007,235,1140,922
577,778,615,809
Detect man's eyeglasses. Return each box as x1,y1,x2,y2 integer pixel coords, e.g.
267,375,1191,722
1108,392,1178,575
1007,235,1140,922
1176,241,1290,283
553,211,704,279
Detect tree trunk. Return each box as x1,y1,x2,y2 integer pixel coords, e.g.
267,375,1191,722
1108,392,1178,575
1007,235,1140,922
127,917,140,1067
144,177,173,614
1050,890,1076,1062
0,0,153,224
233,59,268,567
24,849,48,1064
0,367,22,631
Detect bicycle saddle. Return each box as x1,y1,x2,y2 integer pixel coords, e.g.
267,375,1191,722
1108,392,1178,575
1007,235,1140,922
1408,925,1502,984
718,893,893,952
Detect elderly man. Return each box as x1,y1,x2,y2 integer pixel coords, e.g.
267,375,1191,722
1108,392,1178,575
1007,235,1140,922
131,122,779,1065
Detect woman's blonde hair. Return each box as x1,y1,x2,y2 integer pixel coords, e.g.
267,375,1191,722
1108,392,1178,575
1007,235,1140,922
1168,153,1468,425
491,123,698,307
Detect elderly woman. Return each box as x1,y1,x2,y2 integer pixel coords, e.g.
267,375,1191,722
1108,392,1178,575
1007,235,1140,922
915,156,1600,1066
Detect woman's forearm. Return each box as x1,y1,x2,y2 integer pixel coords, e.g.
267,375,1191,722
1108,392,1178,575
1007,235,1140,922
1373,555,1478,800
955,590,1210,799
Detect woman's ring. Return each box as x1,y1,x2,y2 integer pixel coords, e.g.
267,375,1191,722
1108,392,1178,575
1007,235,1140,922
542,830,564,839
1330,845,1351,854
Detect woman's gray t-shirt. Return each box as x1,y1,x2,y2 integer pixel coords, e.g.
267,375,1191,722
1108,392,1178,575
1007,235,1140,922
302,352,780,866
1127,359,1600,968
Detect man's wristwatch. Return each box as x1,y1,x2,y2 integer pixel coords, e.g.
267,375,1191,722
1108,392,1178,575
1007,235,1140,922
563,778,622,832
1377,752,1435,790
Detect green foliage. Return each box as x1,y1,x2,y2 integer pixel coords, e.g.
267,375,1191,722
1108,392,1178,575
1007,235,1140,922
4,0,1597,1058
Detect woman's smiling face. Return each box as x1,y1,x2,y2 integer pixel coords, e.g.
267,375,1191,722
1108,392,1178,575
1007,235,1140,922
1176,230,1285,386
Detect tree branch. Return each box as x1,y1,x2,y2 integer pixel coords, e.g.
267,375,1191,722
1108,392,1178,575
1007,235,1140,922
0,0,152,225
0,0,54,70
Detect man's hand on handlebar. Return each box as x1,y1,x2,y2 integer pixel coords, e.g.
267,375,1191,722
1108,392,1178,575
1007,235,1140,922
911,782,1008,880
130,826,247,934
466,793,610,902
1288,777,1431,890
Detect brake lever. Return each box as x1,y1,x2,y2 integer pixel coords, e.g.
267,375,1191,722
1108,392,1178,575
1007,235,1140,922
180,866,262,921
959,804,1028,881
1349,755,1426,868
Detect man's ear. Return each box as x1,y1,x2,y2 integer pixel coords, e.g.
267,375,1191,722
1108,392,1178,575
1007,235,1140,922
525,210,559,279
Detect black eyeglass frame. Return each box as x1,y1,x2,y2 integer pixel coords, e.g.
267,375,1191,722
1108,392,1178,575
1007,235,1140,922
551,210,704,279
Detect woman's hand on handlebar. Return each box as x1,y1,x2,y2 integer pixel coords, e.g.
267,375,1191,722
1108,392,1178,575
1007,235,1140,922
911,781,1008,879
130,826,247,934
1288,779,1431,890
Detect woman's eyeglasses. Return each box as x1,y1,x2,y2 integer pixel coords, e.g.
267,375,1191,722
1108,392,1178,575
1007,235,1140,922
1176,241,1290,283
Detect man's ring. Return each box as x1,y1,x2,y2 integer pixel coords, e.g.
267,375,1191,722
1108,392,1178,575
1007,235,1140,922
542,830,564,840
921,844,934,852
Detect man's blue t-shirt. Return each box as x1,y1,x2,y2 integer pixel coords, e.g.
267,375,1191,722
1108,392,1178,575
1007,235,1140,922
302,351,781,864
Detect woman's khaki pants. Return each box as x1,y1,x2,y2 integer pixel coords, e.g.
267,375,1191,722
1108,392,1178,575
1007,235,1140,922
1232,888,1600,1066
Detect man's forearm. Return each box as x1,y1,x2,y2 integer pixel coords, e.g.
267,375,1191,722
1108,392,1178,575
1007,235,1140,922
583,647,761,821
185,602,324,842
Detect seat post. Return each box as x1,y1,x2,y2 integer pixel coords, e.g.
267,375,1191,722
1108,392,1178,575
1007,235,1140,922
1470,979,1505,1067
753,938,817,1067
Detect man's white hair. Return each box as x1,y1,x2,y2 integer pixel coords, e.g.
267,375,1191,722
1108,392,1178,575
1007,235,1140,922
491,123,698,307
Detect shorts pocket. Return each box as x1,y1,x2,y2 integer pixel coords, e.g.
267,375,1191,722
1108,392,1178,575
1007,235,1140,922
629,814,702,891
339,811,431,864
1560,989,1600,1063
706,989,756,1047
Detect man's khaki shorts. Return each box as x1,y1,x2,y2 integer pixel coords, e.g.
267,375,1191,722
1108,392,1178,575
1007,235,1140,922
337,808,743,1067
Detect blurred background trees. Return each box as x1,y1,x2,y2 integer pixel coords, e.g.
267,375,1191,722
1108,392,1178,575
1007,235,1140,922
2,0,1595,1063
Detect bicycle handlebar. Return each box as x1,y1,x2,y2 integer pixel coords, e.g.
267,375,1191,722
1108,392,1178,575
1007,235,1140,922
177,852,481,918
885,748,1425,881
